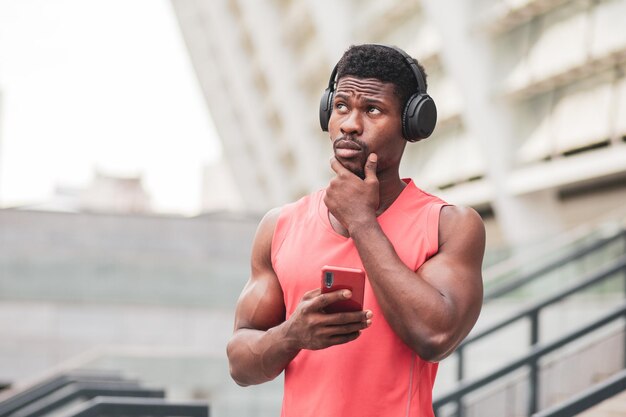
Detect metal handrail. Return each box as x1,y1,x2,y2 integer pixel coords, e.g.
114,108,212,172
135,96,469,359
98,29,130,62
453,255,626,382
483,213,626,285
467,256,626,346
0,373,131,417
532,368,626,417
484,229,625,300
9,382,164,417
61,396,210,417
433,302,626,416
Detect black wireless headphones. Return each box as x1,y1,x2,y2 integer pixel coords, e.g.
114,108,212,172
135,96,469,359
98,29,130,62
319,44,437,142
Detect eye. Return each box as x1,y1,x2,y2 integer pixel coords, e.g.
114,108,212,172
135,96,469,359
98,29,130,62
368,106,381,115
334,102,348,113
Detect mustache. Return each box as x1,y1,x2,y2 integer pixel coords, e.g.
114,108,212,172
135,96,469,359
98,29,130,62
332,135,368,150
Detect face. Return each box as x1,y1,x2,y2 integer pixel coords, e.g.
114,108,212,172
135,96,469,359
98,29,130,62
328,76,406,179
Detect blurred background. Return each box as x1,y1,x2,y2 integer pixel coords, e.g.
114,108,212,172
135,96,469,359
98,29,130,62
0,0,625,416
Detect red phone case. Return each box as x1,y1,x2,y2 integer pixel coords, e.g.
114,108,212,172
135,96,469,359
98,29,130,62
321,265,365,313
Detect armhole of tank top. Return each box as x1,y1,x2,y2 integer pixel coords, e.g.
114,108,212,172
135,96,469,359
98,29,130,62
425,203,448,260
270,203,296,270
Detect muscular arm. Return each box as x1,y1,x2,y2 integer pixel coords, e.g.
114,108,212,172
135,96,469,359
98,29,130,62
226,208,297,386
350,205,484,361
325,154,485,362
227,208,373,386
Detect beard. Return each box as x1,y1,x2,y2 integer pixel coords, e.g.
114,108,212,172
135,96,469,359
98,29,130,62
332,135,370,179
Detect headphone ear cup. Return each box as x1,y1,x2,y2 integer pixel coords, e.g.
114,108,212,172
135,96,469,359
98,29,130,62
319,88,333,132
402,93,437,142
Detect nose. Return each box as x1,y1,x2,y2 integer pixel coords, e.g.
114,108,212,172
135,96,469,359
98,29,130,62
339,109,363,136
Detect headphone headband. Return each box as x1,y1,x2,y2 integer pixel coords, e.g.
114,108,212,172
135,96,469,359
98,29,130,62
370,44,427,93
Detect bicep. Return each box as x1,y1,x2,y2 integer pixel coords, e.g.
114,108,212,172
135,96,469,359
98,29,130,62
233,208,286,332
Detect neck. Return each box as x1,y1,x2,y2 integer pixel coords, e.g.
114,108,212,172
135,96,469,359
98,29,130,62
326,172,407,238
375,172,407,216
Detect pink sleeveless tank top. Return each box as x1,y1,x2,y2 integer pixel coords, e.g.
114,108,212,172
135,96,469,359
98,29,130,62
271,179,447,417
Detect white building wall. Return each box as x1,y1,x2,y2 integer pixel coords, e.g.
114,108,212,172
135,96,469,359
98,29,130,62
171,0,626,249
0,90,3,203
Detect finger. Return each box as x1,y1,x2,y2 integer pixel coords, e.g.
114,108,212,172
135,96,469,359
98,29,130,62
310,331,361,350
364,153,378,181
325,320,370,335
329,156,345,175
301,288,321,301
323,310,370,325
315,289,352,310
327,331,361,346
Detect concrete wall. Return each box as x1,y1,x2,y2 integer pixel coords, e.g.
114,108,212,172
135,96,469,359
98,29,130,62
0,209,257,381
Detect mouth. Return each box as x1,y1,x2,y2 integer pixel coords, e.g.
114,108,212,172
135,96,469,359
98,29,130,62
333,139,363,159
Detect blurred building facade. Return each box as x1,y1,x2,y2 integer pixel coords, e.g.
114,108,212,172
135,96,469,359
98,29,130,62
0,90,3,201
172,0,626,251
80,172,151,214
20,172,152,214
201,160,245,212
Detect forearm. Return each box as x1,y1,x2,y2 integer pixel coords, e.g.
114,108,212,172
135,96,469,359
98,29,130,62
227,324,300,386
349,221,457,360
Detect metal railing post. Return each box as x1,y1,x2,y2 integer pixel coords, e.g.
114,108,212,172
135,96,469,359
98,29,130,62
529,309,540,415
623,307,626,369
454,347,465,416
529,359,540,415
530,309,540,346
455,344,466,417
456,397,464,417
457,346,465,382
623,230,626,369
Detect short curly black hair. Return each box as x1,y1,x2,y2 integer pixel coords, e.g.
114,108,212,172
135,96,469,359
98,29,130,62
335,44,427,110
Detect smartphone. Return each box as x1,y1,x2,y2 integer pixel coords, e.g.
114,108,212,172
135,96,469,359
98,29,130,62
321,265,365,313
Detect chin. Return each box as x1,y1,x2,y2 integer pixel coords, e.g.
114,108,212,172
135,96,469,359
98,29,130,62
337,157,366,179
351,164,366,179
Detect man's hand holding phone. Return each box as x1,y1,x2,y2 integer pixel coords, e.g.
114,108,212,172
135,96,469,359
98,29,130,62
283,267,371,351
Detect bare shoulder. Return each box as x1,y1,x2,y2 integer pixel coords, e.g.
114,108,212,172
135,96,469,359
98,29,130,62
252,207,283,254
439,205,484,232
237,206,286,331
257,206,282,235
438,205,485,253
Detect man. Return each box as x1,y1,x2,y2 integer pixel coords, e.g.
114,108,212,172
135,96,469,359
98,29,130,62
227,44,484,416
